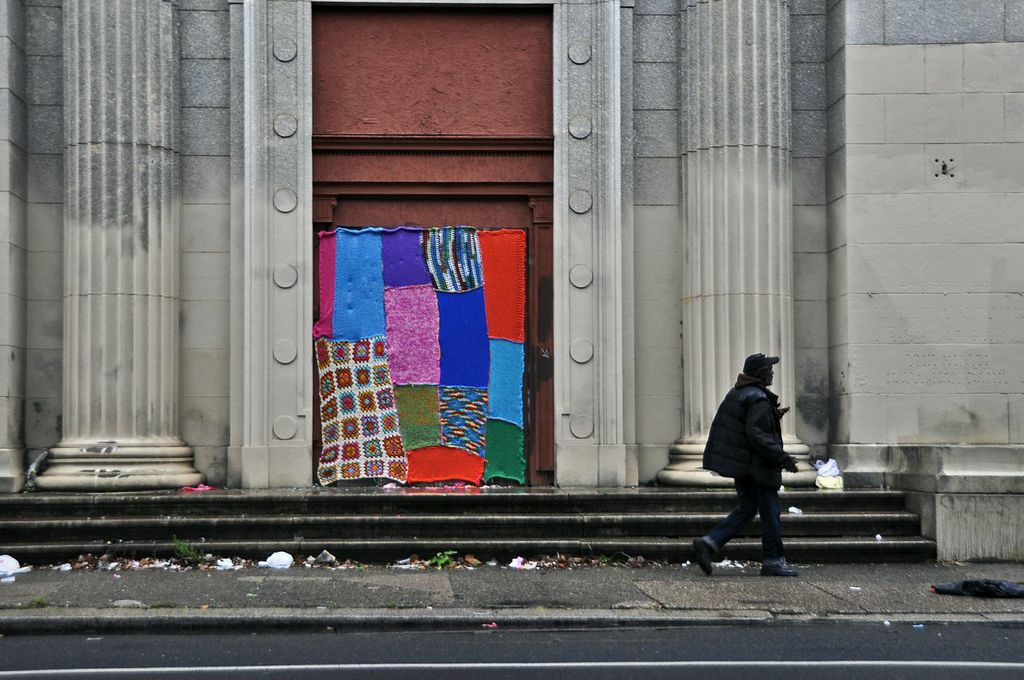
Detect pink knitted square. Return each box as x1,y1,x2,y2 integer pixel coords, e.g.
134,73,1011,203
384,285,440,385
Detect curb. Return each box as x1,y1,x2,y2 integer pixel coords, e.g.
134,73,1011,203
0,607,772,633
2,608,1024,634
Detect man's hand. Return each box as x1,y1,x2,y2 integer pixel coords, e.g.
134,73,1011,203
783,456,799,474
778,406,791,417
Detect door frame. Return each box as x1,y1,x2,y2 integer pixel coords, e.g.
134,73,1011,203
230,0,627,489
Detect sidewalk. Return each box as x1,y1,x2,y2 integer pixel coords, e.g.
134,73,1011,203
2,557,1023,633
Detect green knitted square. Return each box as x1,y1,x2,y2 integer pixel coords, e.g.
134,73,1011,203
395,385,442,450
484,419,525,484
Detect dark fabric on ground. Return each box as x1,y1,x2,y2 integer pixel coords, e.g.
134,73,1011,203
932,579,1024,598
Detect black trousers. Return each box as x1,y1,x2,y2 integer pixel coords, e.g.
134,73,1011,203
705,476,784,561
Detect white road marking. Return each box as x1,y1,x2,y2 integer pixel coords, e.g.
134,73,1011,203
2,661,1024,676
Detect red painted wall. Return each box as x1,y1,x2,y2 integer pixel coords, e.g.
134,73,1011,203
312,8,553,137
332,197,532,230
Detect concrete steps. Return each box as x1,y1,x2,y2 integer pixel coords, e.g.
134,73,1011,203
0,488,910,516
0,512,924,541
0,488,936,563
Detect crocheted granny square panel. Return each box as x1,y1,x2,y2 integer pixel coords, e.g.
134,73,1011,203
315,335,407,484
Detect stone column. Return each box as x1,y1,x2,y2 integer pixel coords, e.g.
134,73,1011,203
659,0,814,486
36,0,202,490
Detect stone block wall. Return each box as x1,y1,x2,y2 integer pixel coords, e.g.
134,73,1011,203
178,0,232,486
0,0,26,491
826,0,1024,554
631,1,682,482
790,0,831,457
23,0,60,468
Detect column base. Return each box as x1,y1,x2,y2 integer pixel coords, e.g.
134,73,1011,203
34,443,204,491
657,438,817,487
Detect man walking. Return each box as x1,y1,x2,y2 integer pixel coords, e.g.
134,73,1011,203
692,353,800,577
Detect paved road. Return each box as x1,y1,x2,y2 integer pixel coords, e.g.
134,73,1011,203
2,623,1024,679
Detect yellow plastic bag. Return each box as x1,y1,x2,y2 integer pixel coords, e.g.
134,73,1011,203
815,475,843,490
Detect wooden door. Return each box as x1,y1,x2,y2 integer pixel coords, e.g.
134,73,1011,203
311,8,554,484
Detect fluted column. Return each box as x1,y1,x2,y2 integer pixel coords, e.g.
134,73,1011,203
659,0,813,486
36,0,202,490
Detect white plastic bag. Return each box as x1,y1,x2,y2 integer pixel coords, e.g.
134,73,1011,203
0,555,29,577
258,551,294,569
0,555,18,576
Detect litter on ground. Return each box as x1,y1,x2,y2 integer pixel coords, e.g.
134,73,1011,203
23,551,683,575
181,483,219,493
932,580,1024,598
0,555,31,580
257,551,294,569
314,550,338,565
712,559,750,569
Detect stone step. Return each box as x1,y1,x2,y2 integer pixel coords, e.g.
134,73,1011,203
0,488,909,518
0,511,924,542
1,488,934,563
0,535,936,564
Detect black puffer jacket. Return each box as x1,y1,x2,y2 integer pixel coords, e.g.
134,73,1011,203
703,374,792,487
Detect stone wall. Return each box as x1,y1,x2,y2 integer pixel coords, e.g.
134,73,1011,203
23,0,60,473
179,0,232,486
790,0,831,456
631,0,682,482
826,0,1024,557
829,1,1024,456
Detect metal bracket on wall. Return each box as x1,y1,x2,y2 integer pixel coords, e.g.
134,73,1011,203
933,157,957,178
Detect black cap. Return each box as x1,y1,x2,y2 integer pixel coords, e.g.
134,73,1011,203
743,353,780,375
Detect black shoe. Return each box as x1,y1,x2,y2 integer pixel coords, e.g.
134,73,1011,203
693,538,714,575
760,559,798,577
